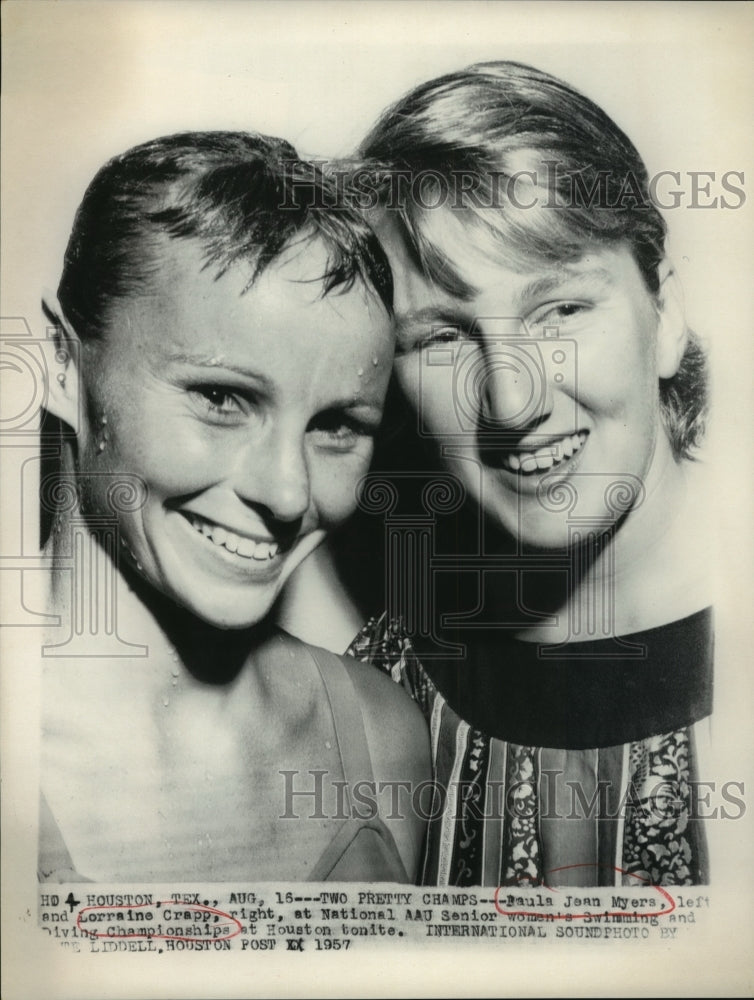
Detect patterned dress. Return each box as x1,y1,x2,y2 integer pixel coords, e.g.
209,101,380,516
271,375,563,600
348,609,712,888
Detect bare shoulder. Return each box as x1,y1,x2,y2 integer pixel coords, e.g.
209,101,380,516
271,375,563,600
343,655,429,776
342,655,431,880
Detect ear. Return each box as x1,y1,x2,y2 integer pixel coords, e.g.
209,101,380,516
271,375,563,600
42,291,81,430
654,260,688,379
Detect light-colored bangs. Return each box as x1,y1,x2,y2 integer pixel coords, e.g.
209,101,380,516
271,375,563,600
395,149,666,299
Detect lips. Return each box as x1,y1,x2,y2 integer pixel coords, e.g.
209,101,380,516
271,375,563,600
183,512,281,561
503,431,587,474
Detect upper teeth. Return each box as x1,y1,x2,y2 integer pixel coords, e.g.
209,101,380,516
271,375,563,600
504,432,586,473
187,514,279,560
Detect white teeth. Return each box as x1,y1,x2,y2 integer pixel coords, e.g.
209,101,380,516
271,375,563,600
504,432,586,474
236,537,256,558
187,515,280,561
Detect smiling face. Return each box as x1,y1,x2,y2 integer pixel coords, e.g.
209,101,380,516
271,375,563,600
73,236,393,628
380,209,686,550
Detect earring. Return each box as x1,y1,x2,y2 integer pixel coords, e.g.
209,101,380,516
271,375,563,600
56,373,66,388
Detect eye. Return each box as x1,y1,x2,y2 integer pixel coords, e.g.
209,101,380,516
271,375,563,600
190,386,245,422
427,324,465,343
529,301,589,331
397,323,470,354
309,411,375,452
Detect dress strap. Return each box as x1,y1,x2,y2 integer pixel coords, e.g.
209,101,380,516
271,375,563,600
304,642,376,797
302,640,410,883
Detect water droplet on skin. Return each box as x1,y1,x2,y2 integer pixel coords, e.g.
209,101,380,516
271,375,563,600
98,441,105,452
171,664,180,676
171,678,177,686
325,740,332,750
163,697,169,707
356,368,364,377
101,415,108,425
372,357,379,366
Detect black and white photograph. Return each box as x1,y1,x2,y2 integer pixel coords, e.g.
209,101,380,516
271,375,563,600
2,2,752,997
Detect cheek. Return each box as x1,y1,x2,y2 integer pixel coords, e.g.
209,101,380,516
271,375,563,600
579,324,658,416
396,361,459,436
93,395,230,495
309,452,374,527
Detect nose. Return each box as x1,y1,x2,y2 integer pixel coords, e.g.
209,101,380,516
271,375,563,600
478,340,552,431
234,424,310,524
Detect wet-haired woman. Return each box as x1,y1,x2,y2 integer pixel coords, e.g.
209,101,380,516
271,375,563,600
38,131,428,884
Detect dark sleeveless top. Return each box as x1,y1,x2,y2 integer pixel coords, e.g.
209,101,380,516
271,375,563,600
349,609,713,887
421,608,713,749
38,633,409,884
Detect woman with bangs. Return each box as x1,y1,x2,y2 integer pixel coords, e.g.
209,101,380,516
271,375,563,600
37,131,429,885
294,61,713,888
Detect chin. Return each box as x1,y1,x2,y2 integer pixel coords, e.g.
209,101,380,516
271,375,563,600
496,511,574,554
163,583,278,631
207,596,279,631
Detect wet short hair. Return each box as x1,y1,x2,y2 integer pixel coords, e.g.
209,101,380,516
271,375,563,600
57,130,392,342
360,61,707,458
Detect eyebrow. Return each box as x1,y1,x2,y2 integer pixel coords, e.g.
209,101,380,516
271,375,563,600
165,351,275,390
166,351,382,410
514,266,616,306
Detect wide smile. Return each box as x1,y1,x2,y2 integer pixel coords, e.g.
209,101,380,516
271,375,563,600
172,510,298,581
184,512,281,561
502,431,588,475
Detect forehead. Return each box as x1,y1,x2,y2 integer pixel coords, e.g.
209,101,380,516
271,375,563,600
100,235,391,361
377,209,644,317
